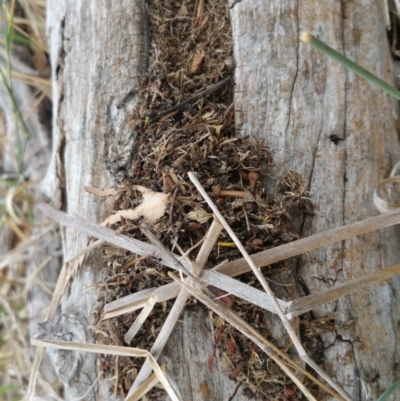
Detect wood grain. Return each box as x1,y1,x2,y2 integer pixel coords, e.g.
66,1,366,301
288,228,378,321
230,0,400,399
45,1,149,399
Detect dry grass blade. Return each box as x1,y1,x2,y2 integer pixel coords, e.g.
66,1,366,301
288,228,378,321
104,231,400,322
124,296,157,344
169,273,346,401
215,208,400,277
103,287,160,319
188,172,352,401
125,369,165,401
30,339,182,401
37,203,191,271
25,346,45,401
103,269,290,319
64,239,104,264
140,224,202,283
127,220,223,398
39,202,400,281
126,290,190,400
287,262,400,318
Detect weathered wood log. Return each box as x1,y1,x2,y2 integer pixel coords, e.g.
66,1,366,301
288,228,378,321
231,0,400,400
41,0,400,400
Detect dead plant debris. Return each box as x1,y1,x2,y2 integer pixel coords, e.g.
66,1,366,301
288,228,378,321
96,0,316,399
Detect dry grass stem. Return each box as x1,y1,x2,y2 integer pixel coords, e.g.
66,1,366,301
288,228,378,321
188,172,352,401
169,273,346,401
103,287,160,319
216,207,400,277
30,339,182,401
64,239,104,264
39,203,400,282
287,262,400,318
124,296,157,344
26,259,69,401
127,220,223,398
140,225,203,284
104,268,288,319
0,226,52,270
125,370,162,401
126,290,190,400
25,346,46,401
38,203,191,271
22,251,63,298
193,219,223,272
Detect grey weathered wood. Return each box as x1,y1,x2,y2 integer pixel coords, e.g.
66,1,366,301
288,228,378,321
42,0,400,400
43,1,255,400
42,1,150,399
230,0,400,400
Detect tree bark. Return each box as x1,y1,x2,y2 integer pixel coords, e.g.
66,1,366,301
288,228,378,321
42,0,400,400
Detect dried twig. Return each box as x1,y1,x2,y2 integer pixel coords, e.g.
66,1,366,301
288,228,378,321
149,77,231,122
168,186,179,226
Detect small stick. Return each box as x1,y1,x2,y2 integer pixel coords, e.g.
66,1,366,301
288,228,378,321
169,187,179,226
188,172,351,401
149,77,231,122
105,320,129,357
208,190,245,198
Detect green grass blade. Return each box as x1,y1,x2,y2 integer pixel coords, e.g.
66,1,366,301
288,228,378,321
377,379,400,401
0,66,29,177
300,32,400,101
0,30,37,46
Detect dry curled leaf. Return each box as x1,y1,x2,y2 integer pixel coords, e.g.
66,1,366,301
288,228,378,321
186,207,213,224
190,53,204,74
101,185,169,226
